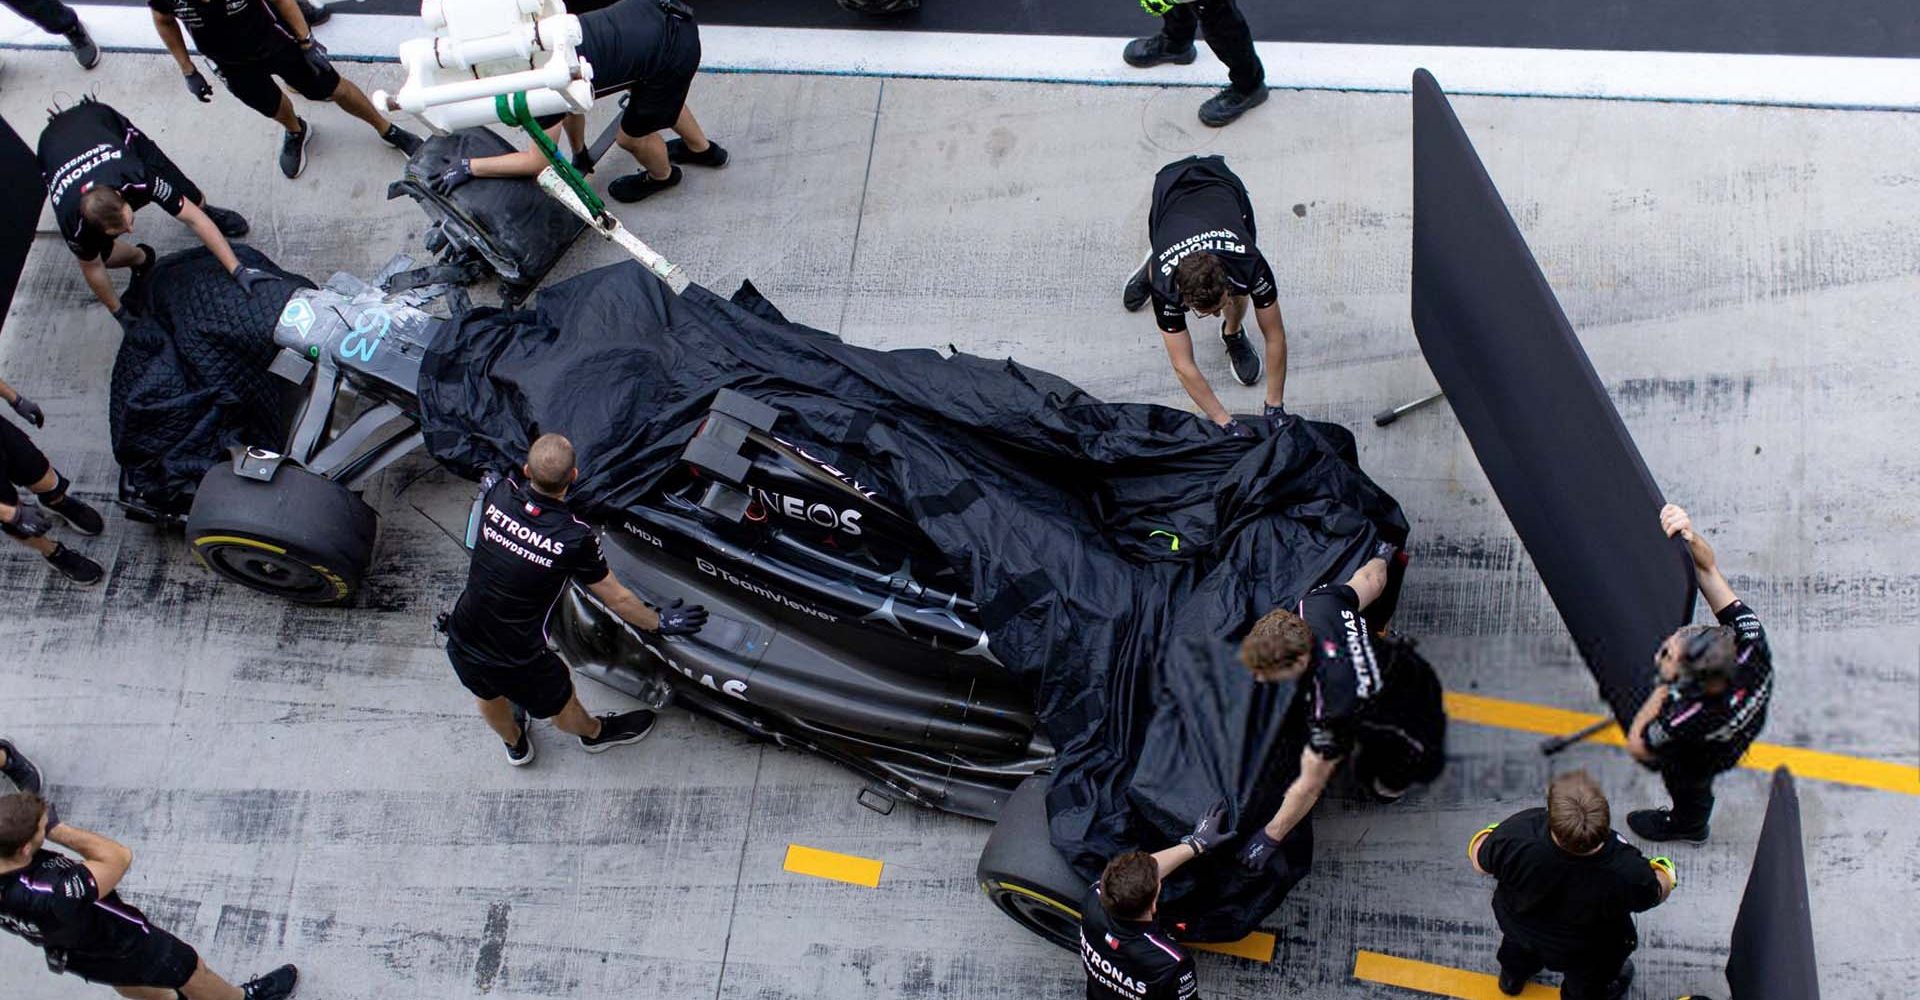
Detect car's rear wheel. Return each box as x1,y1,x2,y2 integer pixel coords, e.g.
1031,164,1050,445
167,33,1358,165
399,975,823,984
186,462,377,606
976,774,1087,950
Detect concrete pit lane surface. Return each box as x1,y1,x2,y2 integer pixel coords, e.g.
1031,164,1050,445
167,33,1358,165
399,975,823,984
1,48,1917,1000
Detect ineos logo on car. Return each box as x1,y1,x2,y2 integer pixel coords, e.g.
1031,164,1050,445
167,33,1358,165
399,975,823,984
746,486,864,536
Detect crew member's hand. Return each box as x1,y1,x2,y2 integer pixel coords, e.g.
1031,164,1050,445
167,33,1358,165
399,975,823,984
651,599,709,637
3,503,53,538
430,159,474,195
1178,803,1235,856
1220,418,1255,440
1237,827,1283,871
43,798,61,832
1660,503,1717,573
298,36,330,76
9,393,45,429
184,68,214,102
110,305,137,333
231,265,274,296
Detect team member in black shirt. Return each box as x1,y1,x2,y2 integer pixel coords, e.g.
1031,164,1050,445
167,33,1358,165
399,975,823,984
1624,503,1774,843
149,0,422,180
2,374,106,586
36,99,260,327
1123,156,1289,439
1,793,299,1000
431,0,728,204
1079,808,1232,1000
1470,770,1675,998
1123,0,1268,127
446,434,708,765
1233,544,1398,870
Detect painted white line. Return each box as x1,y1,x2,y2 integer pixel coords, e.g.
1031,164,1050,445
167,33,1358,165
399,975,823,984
5,5,1919,110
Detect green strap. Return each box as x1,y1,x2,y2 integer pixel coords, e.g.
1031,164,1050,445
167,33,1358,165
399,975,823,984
1148,529,1181,552
495,91,606,220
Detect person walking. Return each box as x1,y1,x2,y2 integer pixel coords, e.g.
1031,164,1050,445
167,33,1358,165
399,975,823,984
1,375,104,585
1,0,100,68
1470,770,1675,998
1,792,299,999
1623,503,1774,843
149,0,422,180
1123,0,1268,127
444,433,708,765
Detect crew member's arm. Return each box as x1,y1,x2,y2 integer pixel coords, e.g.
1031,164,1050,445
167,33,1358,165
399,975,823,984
173,200,243,275
43,823,133,897
1345,552,1391,613
150,8,196,75
1468,821,1498,875
1161,332,1232,427
1259,746,1339,845
585,572,664,632
77,256,123,313
268,0,312,41
1661,503,1738,613
1646,856,1676,904
433,122,575,193
1150,803,1234,879
1249,256,1287,407
1625,683,1669,763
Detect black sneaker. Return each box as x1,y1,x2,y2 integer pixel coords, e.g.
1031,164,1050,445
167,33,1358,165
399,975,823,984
1496,966,1527,996
1199,83,1269,127
1122,35,1197,68
666,138,729,168
202,206,250,238
1222,327,1263,386
0,738,44,794
1627,808,1708,845
505,706,534,767
382,124,423,156
240,963,299,1000
65,25,100,70
280,119,313,180
607,166,681,203
44,493,104,536
297,0,330,26
1263,402,1293,432
571,147,597,175
1606,959,1636,998
579,709,656,753
45,544,103,587
1122,257,1151,312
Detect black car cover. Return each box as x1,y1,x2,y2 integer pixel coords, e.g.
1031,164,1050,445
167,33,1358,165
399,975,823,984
109,246,310,515
418,262,1408,938
1727,767,1821,999
1409,70,1695,724
0,115,40,335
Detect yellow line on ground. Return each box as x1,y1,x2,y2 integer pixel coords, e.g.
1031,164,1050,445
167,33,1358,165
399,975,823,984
1444,692,1920,797
1353,950,1559,999
1188,930,1276,962
783,844,884,888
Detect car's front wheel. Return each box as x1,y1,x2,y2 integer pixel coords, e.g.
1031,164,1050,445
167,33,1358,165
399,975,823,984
186,462,377,605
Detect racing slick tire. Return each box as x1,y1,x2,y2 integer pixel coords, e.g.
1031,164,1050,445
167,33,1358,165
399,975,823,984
186,463,377,606
976,775,1087,951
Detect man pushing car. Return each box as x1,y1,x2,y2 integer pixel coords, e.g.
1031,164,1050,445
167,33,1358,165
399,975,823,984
442,433,708,765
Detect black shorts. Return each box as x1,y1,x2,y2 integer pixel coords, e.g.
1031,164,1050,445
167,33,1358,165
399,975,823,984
63,928,200,990
214,42,342,119
538,20,699,137
1,416,53,520
447,643,576,719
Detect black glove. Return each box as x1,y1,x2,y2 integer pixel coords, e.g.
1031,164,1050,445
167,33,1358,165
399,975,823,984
430,159,474,195
1263,402,1292,431
0,739,42,793
1221,418,1256,440
231,265,274,296
4,503,53,538
184,68,213,102
43,798,60,831
9,394,45,429
110,305,137,333
298,37,330,77
1371,539,1399,564
1237,827,1283,871
650,598,709,637
1178,803,1235,856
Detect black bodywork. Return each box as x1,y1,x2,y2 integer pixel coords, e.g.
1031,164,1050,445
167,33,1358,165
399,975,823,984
551,391,1052,820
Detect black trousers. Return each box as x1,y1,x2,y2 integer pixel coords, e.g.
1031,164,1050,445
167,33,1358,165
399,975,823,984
2,0,80,35
1661,761,1718,833
1158,0,1265,94
1498,937,1631,1000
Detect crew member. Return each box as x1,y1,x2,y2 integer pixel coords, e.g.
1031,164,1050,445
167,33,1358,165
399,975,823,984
1,793,300,1000
1123,0,1268,127
445,433,708,765
431,0,728,205
2,375,104,586
1470,770,1675,998
1079,807,1232,1000
1623,503,1773,844
149,0,422,180
1233,543,1395,870
36,98,261,326
1123,155,1289,438
1,0,100,68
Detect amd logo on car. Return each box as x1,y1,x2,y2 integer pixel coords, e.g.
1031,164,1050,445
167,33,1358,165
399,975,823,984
747,486,864,536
